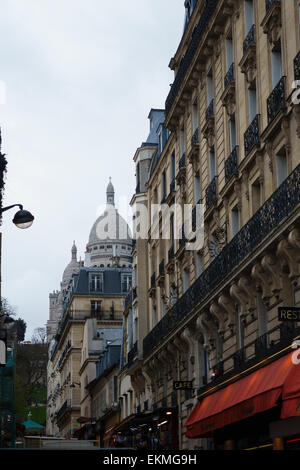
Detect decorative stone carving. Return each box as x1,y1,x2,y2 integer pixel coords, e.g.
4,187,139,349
238,276,257,318
196,314,215,352
218,294,236,333
251,262,273,303
265,140,274,173
261,2,282,50
277,235,300,285
221,83,236,117
261,253,283,299
239,47,257,84
209,302,226,337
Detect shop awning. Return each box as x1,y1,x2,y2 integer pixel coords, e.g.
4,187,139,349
186,350,300,438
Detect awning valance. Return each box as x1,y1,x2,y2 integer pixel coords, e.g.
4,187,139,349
185,350,300,438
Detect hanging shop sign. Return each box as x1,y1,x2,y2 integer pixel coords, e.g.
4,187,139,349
278,307,300,322
173,380,193,390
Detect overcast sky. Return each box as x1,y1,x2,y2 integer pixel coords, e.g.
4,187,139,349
0,0,185,340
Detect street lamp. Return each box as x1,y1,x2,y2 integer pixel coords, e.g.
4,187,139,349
1,204,34,229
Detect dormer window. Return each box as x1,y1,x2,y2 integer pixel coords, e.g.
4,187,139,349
89,273,104,293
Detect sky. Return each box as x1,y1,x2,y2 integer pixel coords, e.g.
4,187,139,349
0,0,185,341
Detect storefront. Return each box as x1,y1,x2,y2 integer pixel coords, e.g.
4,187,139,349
185,350,300,450
111,407,178,450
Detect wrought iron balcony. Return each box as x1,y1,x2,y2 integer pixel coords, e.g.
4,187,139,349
127,341,138,368
224,62,235,88
143,162,300,358
205,99,214,121
56,399,71,421
191,127,199,146
225,146,239,183
267,76,286,124
244,114,260,157
294,50,300,81
165,0,218,117
205,176,217,209
266,0,280,12
243,24,256,54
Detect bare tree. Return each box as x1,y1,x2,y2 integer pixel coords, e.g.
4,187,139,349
31,327,47,344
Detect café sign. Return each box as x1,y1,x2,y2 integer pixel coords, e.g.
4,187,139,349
173,380,193,390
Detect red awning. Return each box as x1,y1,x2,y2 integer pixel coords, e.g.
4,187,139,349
186,351,300,438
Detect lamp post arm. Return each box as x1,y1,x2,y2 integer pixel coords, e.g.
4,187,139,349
0,204,23,214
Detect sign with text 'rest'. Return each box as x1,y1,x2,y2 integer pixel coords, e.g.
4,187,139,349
278,307,300,322
0,329,7,366
173,381,193,390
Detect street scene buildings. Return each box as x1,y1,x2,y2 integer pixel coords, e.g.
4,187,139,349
1,0,300,452
44,0,300,450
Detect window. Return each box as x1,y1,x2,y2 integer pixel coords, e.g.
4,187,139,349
209,150,216,181
244,0,254,34
192,102,198,132
93,246,98,250
226,36,234,71
153,306,157,328
248,82,257,122
171,152,176,181
271,45,283,88
180,127,185,157
183,269,189,293
257,292,268,337
134,317,138,343
89,274,103,293
276,149,288,186
122,274,132,293
161,171,167,201
237,305,244,349
196,253,203,277
194,174,201,204
91,300,101,315
207,70,214,104
251,180,262,214
231,206,240,237
229,116,237,152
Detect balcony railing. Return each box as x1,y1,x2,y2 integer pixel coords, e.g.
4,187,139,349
225,146,239,182
294,51,300,81
205,99,214,121
56,400,71,421
224,62,235,88
143,162,300,358
197,322,300,397
267,76,286,124
205,176,217,209
165,0,218,116
244,114,260,156
127,341,138,368
266,0,280,12
243,24,256,54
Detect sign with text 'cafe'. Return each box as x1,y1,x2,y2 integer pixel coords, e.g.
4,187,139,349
173,381,193,390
